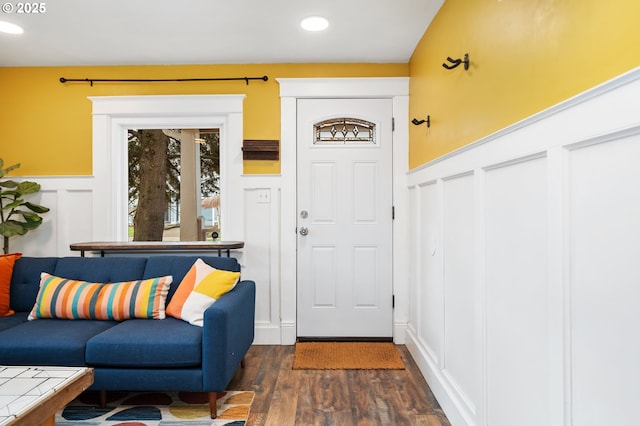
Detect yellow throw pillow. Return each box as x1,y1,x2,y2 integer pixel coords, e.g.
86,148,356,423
166,259,240,326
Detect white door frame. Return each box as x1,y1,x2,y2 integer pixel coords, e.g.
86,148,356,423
277,77,410,344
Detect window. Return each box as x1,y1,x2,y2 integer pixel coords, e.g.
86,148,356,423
127,128,221,241
314,118,376,144
90,95,245,242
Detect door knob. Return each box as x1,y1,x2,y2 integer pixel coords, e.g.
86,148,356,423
299,227,309,236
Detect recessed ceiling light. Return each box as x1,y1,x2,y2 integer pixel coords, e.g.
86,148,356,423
301,16,329,32
0,21,23,35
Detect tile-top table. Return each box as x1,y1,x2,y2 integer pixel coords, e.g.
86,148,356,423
0,366,93,426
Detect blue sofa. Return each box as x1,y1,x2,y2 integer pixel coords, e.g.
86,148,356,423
0,255,256,418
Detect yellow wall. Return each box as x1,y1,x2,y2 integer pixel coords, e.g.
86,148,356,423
5,0,638,175
409,0,640,169
0,63,407,176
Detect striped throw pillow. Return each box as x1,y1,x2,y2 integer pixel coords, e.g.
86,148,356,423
28,273,172,321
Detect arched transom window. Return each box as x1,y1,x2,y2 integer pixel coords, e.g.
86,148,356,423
314,118,376,144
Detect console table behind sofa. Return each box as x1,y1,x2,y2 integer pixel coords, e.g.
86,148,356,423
70,241,244,257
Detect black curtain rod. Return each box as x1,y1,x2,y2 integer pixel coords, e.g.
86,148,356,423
59,75,268,86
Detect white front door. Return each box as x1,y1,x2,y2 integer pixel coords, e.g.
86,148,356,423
296,98,393,338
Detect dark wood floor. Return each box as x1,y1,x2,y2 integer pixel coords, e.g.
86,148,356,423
226,345,451,426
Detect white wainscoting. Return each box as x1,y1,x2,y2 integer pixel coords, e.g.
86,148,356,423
406,67,640,426
239,175,282,344
8,176,94,257
12,173,284,344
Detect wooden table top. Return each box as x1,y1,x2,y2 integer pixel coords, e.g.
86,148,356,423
70,241,244,251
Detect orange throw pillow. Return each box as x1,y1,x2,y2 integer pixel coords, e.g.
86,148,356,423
0,252,22,317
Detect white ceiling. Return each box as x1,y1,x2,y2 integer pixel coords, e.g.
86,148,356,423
0,0,444,67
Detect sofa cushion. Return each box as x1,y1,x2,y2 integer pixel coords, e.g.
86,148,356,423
10,256,58,312
86,318,202,367
29,273,172,320
54,256,148,283
167,259,240,326
0,311,28,332
0,252,21,317
142,256,240,302
0,319,117,366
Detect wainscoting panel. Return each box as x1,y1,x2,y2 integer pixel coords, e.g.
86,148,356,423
568,132,640,426
418,181,443,366
61,189,94,254
406,67,640,426
408,186,419,333
8,177,94,257
243,188,275,326
442,173,477,417
484,155,549,426
21,189,58,256
240,178,282,344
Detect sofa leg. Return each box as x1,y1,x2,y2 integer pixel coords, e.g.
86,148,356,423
208,392,221,419
241,357,246,368
99,390,107,408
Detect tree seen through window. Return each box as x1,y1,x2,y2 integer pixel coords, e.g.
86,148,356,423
128,129,220,241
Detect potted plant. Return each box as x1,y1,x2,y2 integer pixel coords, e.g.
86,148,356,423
0,159,50,254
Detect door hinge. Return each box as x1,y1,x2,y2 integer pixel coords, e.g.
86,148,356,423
392,206,395,220
392,117,395,131
392,295,395,308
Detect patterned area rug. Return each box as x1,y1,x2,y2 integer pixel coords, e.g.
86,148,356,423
55,390,254,425
292,342,406,370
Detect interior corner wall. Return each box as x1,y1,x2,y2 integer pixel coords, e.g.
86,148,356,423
408,0,640,168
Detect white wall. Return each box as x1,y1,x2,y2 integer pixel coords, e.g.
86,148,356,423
405,67,640,426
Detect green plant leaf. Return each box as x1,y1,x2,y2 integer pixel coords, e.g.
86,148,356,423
2,199,24,210
0,180,19,189
0,191,19,199
0,162,20,179
0,160,48,249
20,214,43,230
23,202,50,213
0,220,29,237
16,181,41,195
11,210,42,220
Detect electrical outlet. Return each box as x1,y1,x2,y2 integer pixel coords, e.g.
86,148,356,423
256,189,271,204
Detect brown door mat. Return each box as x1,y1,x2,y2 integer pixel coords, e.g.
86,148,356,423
292,342,405,370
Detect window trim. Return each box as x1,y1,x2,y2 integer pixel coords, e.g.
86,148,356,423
89,94,245,242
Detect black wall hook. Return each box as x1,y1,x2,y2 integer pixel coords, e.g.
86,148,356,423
411,116,430,128
442,53,469,70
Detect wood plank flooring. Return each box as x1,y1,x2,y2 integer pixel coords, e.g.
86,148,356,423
226,345,451,426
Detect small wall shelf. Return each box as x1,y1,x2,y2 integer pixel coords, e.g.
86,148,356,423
242,140,279,160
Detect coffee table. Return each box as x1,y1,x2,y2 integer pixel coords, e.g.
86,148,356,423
0,366,94,426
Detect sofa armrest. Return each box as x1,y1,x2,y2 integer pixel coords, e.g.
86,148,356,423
201,279,256,391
